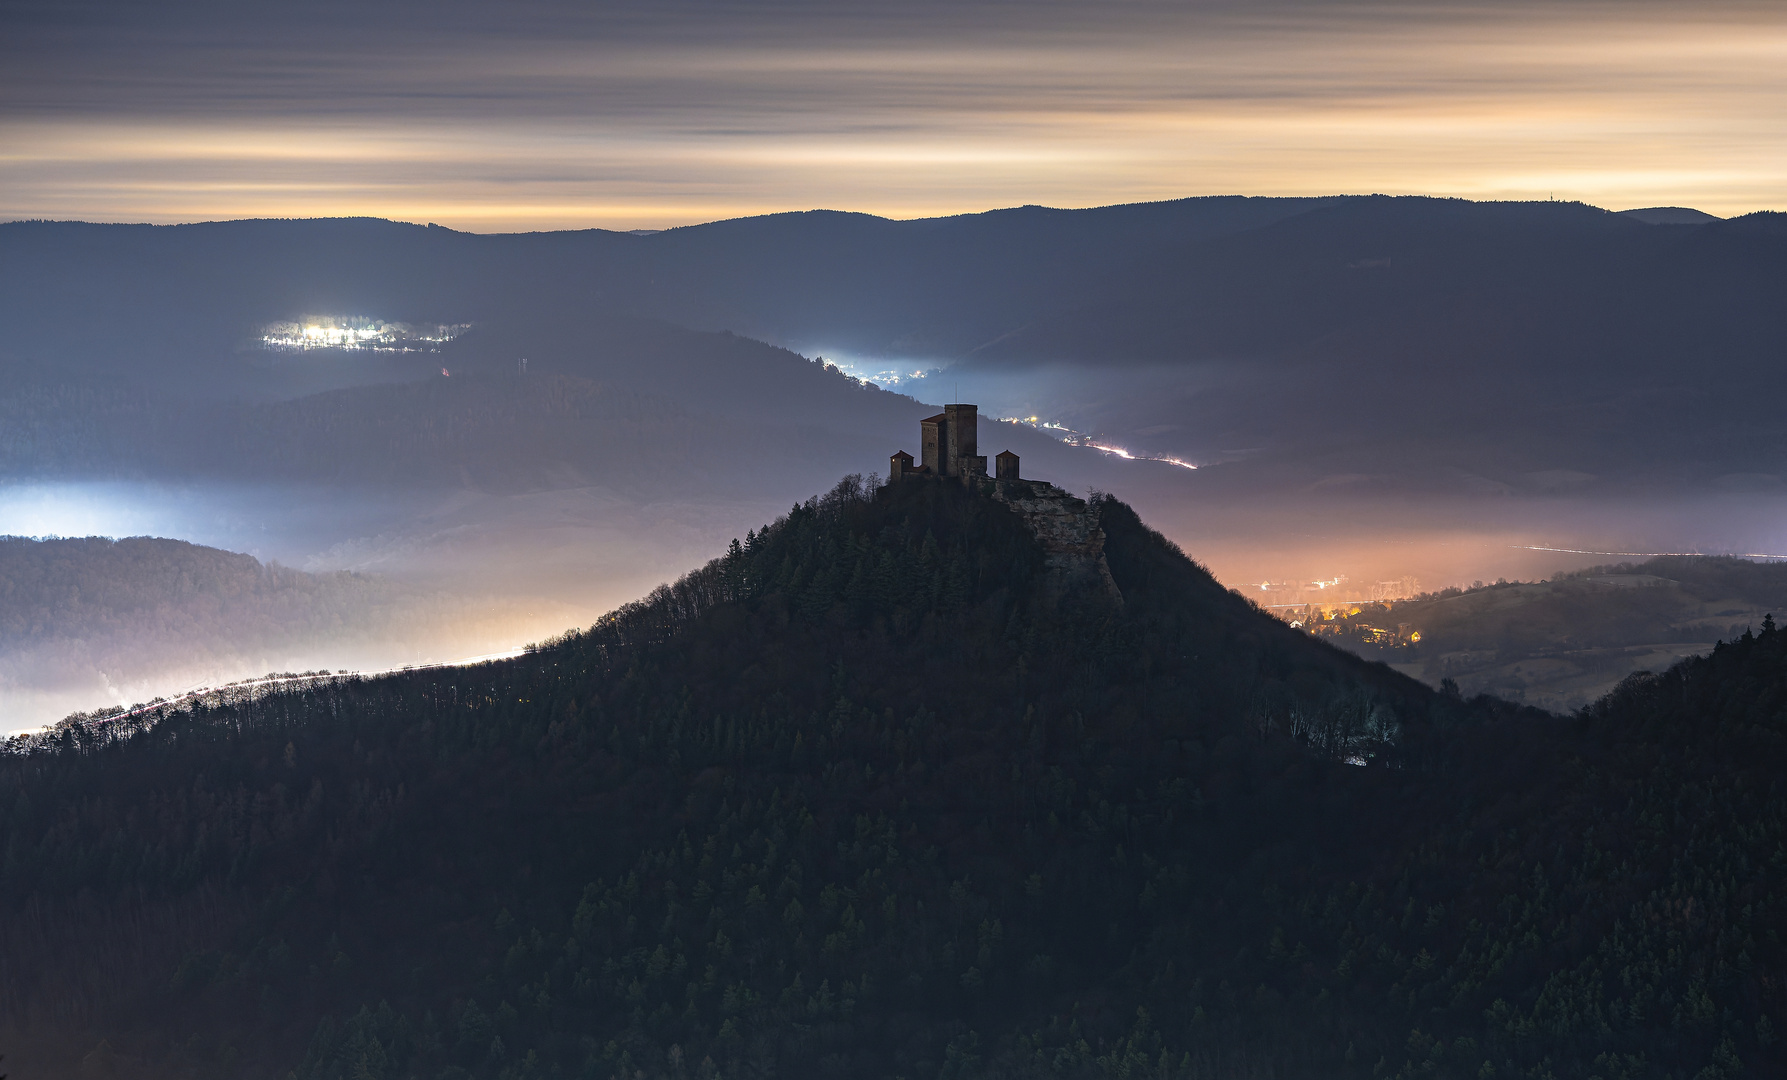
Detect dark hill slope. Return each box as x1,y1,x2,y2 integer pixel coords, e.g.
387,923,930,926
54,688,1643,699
0,534,417,658
987,198,1787,369
1,480,1782,1080
0,535,471,717
607,199,1328,355
0,300,1107,500
0,318,927,495
974,199,1787,484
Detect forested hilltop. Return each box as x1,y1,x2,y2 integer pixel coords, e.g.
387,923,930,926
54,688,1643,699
2,479,1782,1080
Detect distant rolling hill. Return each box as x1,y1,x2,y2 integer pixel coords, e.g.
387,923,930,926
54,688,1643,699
0,318,926,496
966,197,1787,489
1618,206,1723,225
0,535,529,724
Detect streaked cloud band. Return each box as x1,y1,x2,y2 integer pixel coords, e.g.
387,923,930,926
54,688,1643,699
3,1,1782,228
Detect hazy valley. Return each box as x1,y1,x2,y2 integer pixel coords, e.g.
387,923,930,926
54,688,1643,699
7,197,1787,723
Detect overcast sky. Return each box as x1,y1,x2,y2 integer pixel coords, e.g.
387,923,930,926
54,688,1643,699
3,0,1783,230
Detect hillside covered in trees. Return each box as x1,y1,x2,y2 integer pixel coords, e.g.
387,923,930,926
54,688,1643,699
0,316,932,498
1,478,1781,1079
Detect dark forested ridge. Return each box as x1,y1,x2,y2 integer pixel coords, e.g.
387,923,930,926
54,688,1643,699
0,316,930,494
0,535,409,651
1,479,1781,1079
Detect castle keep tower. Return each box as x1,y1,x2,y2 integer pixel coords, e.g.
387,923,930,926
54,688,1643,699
942,403,985,478
903,403,992,481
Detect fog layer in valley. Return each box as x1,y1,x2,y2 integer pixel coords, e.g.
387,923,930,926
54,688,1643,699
0,481,889,729
13,474,1785,729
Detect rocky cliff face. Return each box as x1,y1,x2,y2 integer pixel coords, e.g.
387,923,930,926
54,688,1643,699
990,479,1121,601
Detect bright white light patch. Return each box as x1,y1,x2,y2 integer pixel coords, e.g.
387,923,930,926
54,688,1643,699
0,484,189,539
261,315,469,353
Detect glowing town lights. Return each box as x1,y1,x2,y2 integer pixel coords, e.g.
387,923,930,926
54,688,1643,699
260,316,470,353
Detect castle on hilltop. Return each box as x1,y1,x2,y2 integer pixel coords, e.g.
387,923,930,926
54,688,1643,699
888,403,1120,600
888,403,1020,483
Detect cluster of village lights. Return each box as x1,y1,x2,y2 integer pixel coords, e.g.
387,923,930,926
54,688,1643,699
260,317,469,352
1255,576,1345,593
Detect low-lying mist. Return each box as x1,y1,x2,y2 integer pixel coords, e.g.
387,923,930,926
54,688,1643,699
10,460,1787,731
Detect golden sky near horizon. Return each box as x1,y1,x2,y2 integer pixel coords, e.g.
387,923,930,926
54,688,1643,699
3,0,1784,231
